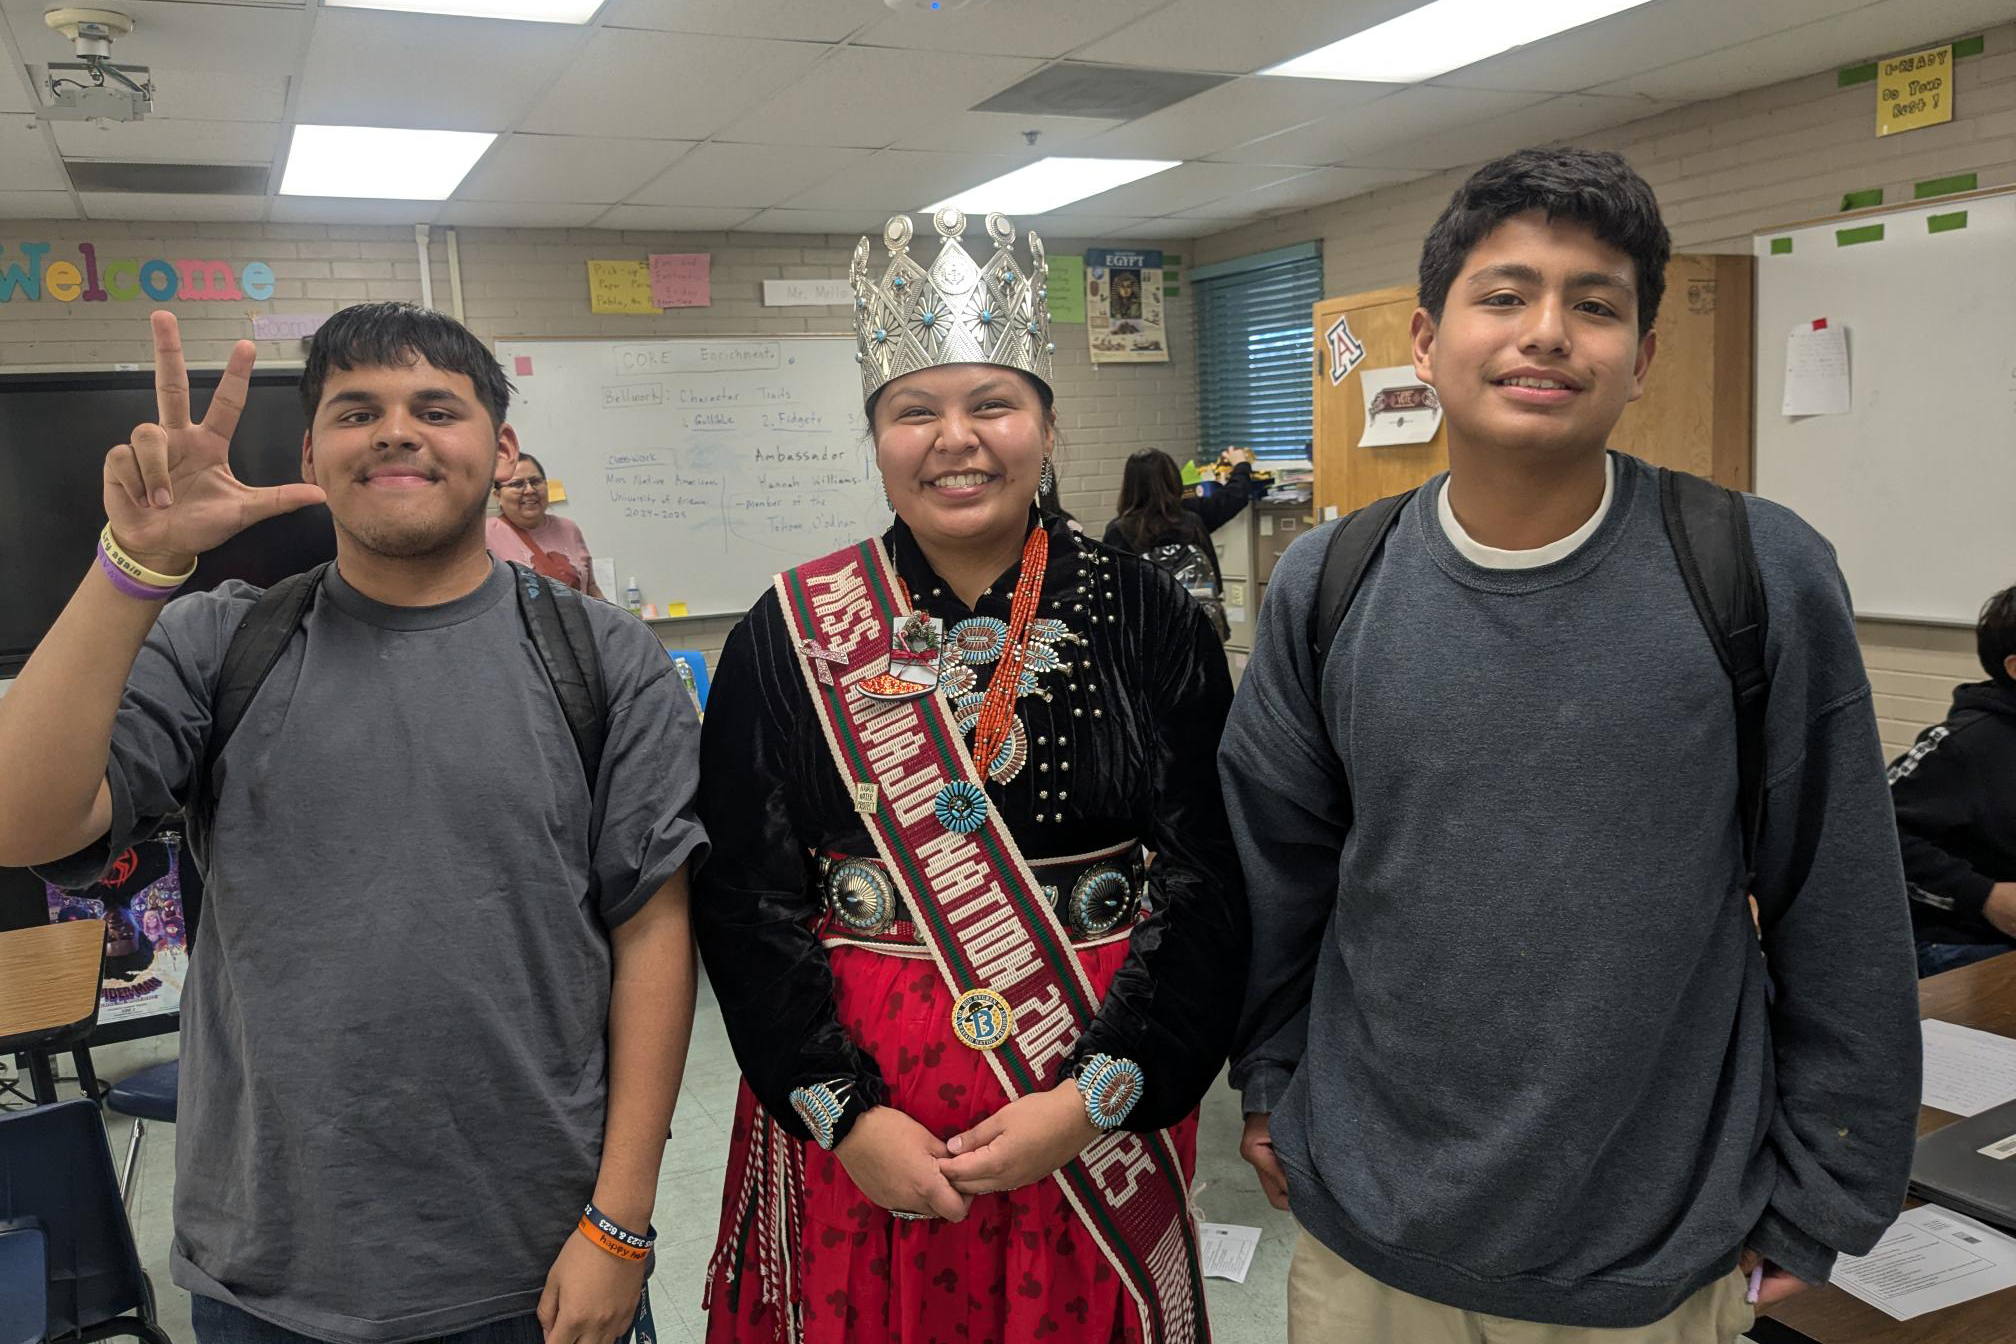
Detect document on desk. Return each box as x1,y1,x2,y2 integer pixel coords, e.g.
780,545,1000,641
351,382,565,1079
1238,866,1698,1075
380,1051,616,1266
1830,1205,2016,1320
1922,1020,2016,1116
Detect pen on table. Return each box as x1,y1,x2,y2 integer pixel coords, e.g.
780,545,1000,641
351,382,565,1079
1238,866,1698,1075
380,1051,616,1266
1747,1263,1765,1304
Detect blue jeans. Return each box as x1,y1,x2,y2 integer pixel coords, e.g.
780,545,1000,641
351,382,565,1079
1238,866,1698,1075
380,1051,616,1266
1916,940,2013,978
192,1296,543,1344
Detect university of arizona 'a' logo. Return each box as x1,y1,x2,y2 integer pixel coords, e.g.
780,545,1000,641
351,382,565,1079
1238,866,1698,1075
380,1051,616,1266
1325,314,1366,385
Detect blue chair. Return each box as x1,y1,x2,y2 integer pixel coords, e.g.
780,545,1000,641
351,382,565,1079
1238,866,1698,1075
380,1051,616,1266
664,649,711,712
0,1217,49,1344
103,1062,177,1217
0,1100,169,1344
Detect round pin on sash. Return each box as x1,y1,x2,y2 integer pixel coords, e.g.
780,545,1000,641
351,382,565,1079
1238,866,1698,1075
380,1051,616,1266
951,987,1014,1051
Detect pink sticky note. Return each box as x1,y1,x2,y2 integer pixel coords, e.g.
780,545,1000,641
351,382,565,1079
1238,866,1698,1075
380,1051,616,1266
649,253,712,308
514,356,534,376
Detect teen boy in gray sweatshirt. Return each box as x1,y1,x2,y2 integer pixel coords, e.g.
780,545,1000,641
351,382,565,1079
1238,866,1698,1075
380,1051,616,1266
1222,148,1920,1341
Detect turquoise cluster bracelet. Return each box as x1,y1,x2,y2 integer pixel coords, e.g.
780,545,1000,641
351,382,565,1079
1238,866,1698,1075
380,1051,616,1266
788,1079,855,1151
1076,1054,1146,1131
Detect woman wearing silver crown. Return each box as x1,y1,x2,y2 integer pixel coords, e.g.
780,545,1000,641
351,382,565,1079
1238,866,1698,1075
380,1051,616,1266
693,208,1247,1344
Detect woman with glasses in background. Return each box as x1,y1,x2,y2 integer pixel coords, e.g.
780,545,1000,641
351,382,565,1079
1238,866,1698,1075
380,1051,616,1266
485,452,607,598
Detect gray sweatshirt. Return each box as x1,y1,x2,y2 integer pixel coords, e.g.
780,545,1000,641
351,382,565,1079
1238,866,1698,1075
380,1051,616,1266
1222,454,1920,1328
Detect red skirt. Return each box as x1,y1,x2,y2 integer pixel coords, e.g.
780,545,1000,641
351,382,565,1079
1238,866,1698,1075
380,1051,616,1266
703,939,1199,1344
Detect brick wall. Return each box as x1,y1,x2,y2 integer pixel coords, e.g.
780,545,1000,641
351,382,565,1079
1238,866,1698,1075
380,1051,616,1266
1189,20,2016,748
0,224,1196,670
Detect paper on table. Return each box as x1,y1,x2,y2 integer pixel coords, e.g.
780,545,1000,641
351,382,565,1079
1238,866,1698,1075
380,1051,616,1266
1782,318,1851,416
592,559,617,600
1198,1223,1262,1283
1830,1204,2016,1320
1922,1020,2016,1116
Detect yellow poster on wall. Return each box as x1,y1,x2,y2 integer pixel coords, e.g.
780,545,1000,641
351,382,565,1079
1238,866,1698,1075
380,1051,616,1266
586,260,660,314
1876,44,1953,137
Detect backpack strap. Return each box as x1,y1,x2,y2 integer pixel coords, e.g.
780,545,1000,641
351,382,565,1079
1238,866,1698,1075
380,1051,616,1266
511,562,608,790
1657,468,1775,924
204,563,330,792
1310,488,1418,669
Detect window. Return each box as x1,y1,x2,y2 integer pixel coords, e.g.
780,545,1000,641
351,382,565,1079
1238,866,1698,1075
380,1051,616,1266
1193,242,1323,461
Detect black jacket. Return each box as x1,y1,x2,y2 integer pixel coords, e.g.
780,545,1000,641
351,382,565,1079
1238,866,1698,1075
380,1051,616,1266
1889,680,2016,945
1102,461,1254,571
691,512,1248,1140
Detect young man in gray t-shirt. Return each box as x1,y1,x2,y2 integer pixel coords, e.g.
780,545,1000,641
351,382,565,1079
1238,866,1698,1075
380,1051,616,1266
1224,149,1920,1341
0,305,706,1344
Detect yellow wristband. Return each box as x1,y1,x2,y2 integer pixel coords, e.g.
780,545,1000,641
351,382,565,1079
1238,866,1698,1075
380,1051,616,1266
100,523,197,588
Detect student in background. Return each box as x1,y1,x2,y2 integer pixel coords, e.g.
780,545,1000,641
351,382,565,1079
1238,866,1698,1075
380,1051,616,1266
1890,583,2016,976
1103,447,1254,640
0,304,704,1344
1223,148,1919,1342
487,451,608,597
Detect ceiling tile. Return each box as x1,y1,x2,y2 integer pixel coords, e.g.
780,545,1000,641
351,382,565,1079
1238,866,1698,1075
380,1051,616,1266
628,143,873,208
270,196,443,225
1064,161,1315,216
852,0,1165,59
720,46,1044,149
891,112,1123,155
435,200,605,227
79,192,266,221
456,134,695,204
0,115,69,191
52,119,279,164
1433,0,1862,94
522,30,829,140
1082,74,1388,159
0,28,38,114
592,204,764,231
1178,165,1426,215
148,74,291,123
734,207,888,234
1215,86,1548,165
1136,216,1240,238
1347,93,1682,171
0,189,76,219
296,9,578,131
599,0,886,41
779,148,1024,211
1070,0,1422,75
1023,212,1156,238
1590,0,2016,101
1,0,308,75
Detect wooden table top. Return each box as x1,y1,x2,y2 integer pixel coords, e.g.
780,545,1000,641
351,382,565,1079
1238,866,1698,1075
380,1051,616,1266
1764,952,2016,1344
0,919,105,1045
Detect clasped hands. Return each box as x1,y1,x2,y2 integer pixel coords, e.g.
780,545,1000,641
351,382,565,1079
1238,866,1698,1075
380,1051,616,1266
833,1084,1102,1223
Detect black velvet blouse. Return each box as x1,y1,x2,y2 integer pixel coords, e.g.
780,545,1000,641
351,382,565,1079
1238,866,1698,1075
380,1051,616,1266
692,510,1248,1141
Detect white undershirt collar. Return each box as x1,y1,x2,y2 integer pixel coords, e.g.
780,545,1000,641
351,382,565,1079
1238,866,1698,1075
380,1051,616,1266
1437,455,1616,571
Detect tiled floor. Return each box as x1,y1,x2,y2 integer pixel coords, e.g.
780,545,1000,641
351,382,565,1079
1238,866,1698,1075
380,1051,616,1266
47,968,1301,1344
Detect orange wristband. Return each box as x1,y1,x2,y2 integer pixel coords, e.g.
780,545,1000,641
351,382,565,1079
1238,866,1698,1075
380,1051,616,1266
575,1208,651,1263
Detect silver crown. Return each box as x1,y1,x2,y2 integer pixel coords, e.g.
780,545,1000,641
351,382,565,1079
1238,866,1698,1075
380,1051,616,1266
850,207,1055,403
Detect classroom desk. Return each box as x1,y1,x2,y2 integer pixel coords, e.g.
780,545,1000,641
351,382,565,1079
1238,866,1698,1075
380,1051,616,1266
1760,952,2016,1344
0,919,105,1105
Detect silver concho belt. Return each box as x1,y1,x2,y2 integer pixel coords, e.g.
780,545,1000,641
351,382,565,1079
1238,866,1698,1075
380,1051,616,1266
817,843,1145,943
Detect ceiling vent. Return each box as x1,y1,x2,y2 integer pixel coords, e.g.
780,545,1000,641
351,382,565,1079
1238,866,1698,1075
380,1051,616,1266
971,63,1231,121
64,161,271,194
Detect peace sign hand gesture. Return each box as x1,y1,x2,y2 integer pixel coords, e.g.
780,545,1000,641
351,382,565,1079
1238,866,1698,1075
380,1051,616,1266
102,311,327,574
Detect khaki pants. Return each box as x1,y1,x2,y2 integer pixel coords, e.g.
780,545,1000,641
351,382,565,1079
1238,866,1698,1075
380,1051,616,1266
1287,1232,1757,1344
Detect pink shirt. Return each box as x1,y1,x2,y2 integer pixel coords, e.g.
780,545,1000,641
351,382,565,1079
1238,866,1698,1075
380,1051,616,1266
485,515,602,596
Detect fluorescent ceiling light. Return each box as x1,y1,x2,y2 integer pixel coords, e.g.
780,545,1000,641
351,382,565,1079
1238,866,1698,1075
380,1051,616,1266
322,0,602,21
928,157,1182,215
280,125,498,200
1262,0,1658,84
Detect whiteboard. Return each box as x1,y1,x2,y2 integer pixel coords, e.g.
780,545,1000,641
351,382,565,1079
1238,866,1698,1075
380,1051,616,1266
494,336,888,620
1752,192,2016,625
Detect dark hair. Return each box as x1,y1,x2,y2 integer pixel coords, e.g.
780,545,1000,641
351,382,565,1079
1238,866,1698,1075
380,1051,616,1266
1114,449,1188,552
301,302,513,427
863,367,1055,424
1418,147,1671,336
1979,584,2016,687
